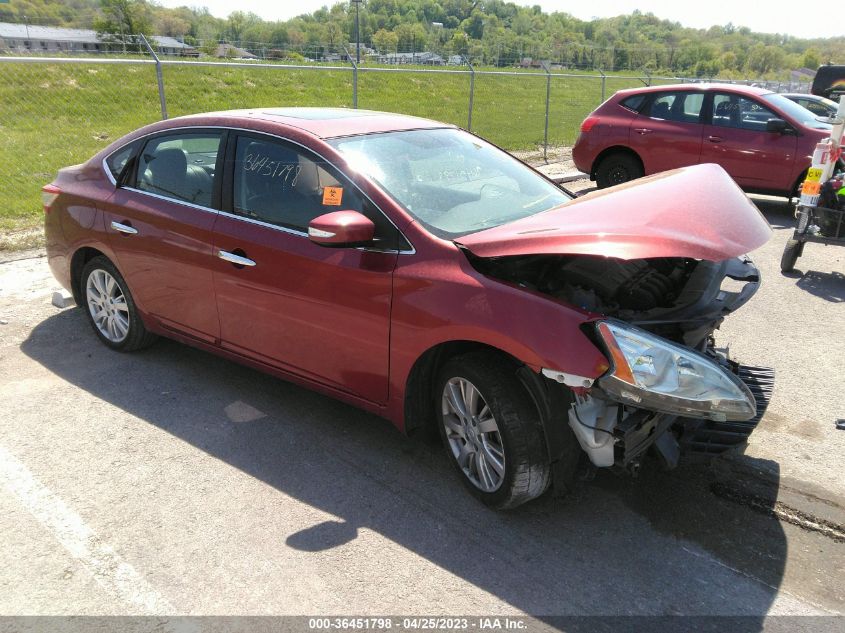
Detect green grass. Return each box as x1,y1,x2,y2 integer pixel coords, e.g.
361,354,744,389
0,60,652,238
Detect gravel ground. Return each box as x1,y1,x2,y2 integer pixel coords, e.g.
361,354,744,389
0,176,843,622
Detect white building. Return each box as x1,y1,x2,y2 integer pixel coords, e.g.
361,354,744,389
0,22,195,56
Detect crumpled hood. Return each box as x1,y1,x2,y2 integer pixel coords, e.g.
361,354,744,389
456,164,772,261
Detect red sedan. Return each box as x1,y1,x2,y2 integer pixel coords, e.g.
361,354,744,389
573,83,832,196
44,108,773,508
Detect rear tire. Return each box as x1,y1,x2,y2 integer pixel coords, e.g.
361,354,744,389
435,351,550,509
81,256,156,352
780,238,802,273
595,152,643,188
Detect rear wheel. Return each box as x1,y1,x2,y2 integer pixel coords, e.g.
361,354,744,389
595,152,643,188
436,352,550,509
81,256,156,351
780,238,803,273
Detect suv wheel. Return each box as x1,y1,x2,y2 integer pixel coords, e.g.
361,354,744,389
595,153,643,188
435,352,550,509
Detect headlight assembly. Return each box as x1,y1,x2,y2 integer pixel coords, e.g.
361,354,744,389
595,321,756,421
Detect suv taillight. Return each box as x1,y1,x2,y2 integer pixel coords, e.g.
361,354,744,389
41,184,61,213
580,116,600,133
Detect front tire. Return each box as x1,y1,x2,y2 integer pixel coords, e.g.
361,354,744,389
81,256,156,351
436,352,550,509
780,238,803,273
595,152,643,188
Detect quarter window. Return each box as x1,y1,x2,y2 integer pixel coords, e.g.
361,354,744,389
105,141,139,182
136,132,222,207
620,94,646,112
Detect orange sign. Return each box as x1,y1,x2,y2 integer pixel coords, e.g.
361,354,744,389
802,180,821,195
322,186,343,206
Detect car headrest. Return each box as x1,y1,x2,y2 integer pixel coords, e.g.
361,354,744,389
651,102,670,118
148,148,187,180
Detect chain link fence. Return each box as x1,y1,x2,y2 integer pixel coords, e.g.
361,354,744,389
0,52,811,241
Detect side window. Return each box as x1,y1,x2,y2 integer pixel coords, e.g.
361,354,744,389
681,93,704,122
648,94,676,120
712,95,778,131
647,92,703,123
232,135,407,249
802,100,826,116
136,132,222,207
105,141,139,182
712,94,735,127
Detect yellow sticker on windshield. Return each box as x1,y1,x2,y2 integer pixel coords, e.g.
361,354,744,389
322,186,343,206
807,167,823,182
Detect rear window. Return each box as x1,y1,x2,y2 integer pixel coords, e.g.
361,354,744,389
620,95,646,112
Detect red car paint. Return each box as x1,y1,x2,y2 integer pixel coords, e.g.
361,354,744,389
458,163,771,261
573,83,831,196
44,108,766,435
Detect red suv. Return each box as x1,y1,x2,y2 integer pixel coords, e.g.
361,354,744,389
44,109,773,508
573,83,832,197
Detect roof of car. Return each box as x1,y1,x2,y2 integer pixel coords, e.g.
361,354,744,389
175,107,451,139
615,83,774,97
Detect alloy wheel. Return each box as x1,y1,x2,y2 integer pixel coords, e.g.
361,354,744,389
86,268,130,343
441,377,506,492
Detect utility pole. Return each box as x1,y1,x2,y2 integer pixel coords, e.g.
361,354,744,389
351,0,361,64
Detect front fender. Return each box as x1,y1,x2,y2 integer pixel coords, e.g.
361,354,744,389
386,253,608,426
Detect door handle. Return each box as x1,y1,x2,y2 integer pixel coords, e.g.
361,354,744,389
217,249,256,267
707,136,723,143
633,128,653,135
110,220,138,235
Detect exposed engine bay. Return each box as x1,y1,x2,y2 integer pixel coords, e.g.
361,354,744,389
466,251,761,348
465,250,773,472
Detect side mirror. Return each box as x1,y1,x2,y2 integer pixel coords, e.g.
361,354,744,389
308,210,375,247
766,118,789,134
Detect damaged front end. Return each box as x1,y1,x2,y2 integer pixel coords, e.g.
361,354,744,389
455,165,775,472
467,250,774,471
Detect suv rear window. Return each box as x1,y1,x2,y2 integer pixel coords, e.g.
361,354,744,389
620,95,646,112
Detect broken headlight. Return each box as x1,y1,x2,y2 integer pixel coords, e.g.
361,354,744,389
595,321,756,421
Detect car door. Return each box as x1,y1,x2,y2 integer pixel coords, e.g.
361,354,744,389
701,93,798,191
211,132,407,404
628,91,705,174
101,130,224,343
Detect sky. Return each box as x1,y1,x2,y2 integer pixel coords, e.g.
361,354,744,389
155,0,839,39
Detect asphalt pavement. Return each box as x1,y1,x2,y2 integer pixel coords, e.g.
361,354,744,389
0,194,842,627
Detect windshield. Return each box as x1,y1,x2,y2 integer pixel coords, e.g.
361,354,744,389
327,128,571,239
763,94,833,130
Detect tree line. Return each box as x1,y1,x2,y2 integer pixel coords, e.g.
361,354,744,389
2,0,842,76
